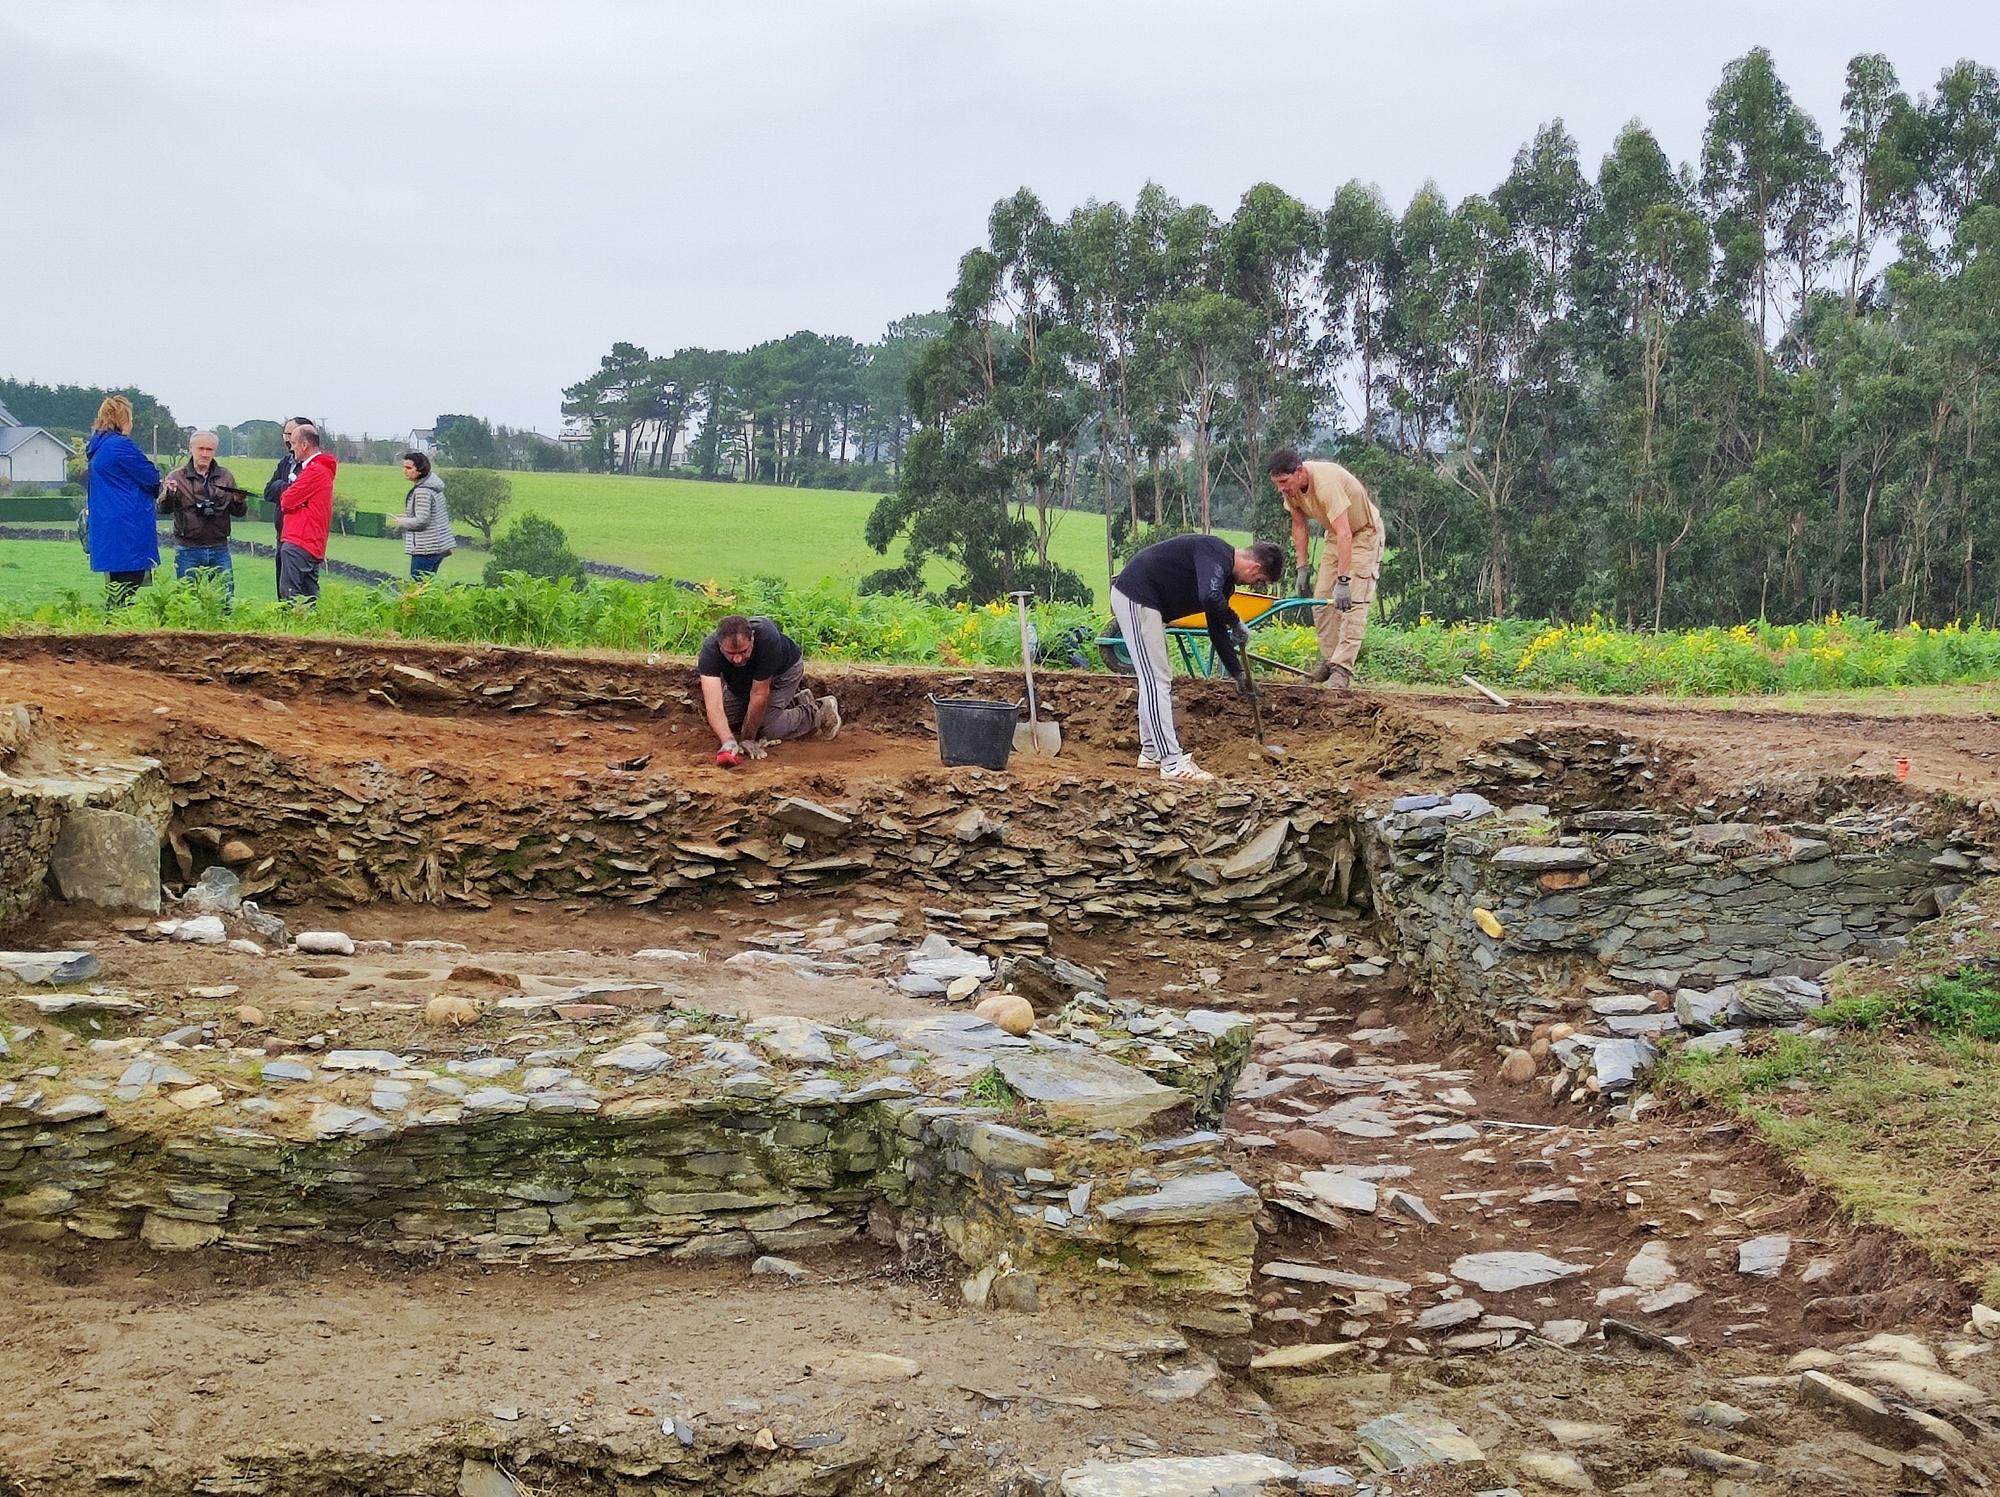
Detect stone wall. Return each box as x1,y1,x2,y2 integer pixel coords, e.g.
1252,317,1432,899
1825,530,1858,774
0,705,168,927
1366,794,1995,1035
166,745,1363,936
0,994,1260,1308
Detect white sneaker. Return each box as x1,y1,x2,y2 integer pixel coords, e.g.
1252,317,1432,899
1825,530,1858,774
812,694,842,740
1160,757,1214,782
1137,753,1161,770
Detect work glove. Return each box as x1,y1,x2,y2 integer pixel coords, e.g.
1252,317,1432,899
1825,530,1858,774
1333,576,1353,613
1229,616,1250,653
1294,563,1313,599
716,739,742,768
1232,667,1257,703
741,738,770,761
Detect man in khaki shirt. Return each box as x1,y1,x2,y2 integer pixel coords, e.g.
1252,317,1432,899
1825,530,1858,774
1265,446,1384,689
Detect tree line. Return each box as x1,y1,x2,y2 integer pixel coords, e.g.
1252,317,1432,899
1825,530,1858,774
559,318,946,491
865,48,2000,620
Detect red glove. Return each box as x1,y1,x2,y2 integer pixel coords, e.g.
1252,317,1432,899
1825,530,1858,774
716,738,742,768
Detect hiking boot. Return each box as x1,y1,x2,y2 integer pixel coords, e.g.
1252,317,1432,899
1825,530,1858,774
1310,658,1334,683
1325,664,1353,690
812,694,842,740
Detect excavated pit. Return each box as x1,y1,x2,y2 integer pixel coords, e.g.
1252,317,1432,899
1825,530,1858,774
3,634,2000,1495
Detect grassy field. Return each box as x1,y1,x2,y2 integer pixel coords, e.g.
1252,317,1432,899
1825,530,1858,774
0,533,442,606
241,462,1210,601
1664,881,2000,1300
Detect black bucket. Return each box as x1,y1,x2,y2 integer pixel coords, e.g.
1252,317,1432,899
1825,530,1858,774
929,694,1020,770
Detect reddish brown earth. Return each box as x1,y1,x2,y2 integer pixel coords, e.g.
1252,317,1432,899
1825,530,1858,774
4,633,1999,1492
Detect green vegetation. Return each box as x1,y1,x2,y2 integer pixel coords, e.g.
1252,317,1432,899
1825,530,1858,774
964,1068,1022,1109
1662,882,2000,1294
1819,965,2000,1042
4,560,2000,696
484,515,583,586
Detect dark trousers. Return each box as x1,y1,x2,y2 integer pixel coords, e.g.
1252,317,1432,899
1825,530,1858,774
410,551,446,579
277,543,321,603
104,570,151,607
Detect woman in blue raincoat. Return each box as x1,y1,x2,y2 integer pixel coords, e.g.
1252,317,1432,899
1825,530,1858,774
84,395,162,605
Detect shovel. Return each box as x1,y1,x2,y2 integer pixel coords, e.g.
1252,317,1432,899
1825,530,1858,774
1245,677,1286,763
1009,591,1062,756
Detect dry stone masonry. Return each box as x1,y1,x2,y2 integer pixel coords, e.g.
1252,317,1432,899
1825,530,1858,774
1366,792,1994,1036
0,971,1260,1309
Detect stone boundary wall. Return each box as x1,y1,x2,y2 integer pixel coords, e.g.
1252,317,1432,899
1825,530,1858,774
1366,794,1994,1036
168,745,1364,936
0,997,1260,1310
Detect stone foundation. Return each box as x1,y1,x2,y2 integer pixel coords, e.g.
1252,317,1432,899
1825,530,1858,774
1366,794,1996,1033
0,991,1260,1307
165,746,1362,936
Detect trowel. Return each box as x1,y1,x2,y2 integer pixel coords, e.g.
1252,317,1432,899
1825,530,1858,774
1010,591,1062,756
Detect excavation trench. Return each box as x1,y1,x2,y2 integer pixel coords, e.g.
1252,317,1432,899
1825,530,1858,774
2,637,1999,1495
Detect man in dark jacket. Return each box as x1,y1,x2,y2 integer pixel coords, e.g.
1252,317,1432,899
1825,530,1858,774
159,430,247,602
1111,534,1283,782
262,416,311,589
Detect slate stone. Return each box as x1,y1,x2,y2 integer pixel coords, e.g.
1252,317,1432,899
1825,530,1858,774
992,1049,1181,1128
1736,1234,1791,1277
745,1016,834,1064
0,951,104,985
50,807,161,913
1355,1410,1486,1471
1220,819,1291,880
1059,1454,1297,1496
1492,844,1597,872
1098,1171,1261,1225
594,1041,675,1073
1449,1251,1590,1293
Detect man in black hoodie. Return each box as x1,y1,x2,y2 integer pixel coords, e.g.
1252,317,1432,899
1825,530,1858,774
1111,534,1283,782
262,417,312,589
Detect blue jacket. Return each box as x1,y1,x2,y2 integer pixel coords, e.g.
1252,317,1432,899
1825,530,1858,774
85,431,162,574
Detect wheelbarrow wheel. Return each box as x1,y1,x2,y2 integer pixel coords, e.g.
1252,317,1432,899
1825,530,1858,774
1096,618,1135,674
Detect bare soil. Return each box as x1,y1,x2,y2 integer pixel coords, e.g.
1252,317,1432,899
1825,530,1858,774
5,635,2000,1492
4,631,1997,809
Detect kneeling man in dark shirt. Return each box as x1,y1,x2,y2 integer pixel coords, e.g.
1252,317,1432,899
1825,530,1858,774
696,614,841,766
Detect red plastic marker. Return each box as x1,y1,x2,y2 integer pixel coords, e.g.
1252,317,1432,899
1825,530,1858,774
1895,756,1910,781
716,745,741,768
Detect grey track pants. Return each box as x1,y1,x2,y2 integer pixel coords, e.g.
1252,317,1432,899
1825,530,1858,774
723,658,815,741
1111,587,1183,765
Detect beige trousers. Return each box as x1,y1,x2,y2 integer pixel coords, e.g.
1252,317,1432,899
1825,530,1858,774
1315,501,1384,673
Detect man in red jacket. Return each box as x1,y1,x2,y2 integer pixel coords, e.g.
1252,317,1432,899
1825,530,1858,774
278,422,336,603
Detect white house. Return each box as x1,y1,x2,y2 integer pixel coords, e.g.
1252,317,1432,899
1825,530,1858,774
0,399,70,489
405,427,437,456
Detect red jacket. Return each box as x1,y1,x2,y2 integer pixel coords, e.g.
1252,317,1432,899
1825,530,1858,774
280,451,336,559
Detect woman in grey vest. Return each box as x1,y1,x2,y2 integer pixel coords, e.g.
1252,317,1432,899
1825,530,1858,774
388,450,455,579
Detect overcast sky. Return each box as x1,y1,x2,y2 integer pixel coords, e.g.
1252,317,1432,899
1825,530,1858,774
4,0,1995,437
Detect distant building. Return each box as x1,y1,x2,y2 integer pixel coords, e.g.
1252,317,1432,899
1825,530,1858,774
405,427,437,455
0,400,71,489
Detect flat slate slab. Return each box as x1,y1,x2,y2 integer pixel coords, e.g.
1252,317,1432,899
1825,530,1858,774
992,1048,1182,1129
1491,843,1598,871
0,951,104,986
1060,1453,1296,1496
1097,1171,1260,1226
1449,1251,1591,1293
